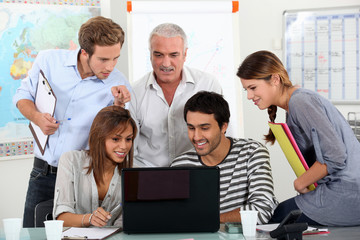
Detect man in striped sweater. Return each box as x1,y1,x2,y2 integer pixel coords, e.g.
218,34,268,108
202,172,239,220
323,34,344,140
170,91,278,224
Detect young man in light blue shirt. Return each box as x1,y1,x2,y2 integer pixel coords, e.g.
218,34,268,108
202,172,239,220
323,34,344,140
12,16,131,227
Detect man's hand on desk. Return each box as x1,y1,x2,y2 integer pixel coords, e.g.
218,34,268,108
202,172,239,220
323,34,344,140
220,208,241,223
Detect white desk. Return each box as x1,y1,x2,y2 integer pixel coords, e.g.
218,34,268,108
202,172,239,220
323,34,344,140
1,225,360,240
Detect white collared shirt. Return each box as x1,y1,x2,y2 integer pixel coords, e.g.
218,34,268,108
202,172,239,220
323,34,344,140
129,66,222,167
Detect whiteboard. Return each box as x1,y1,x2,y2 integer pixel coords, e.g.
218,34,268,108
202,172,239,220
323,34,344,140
283,6,360,102
127,1,242,137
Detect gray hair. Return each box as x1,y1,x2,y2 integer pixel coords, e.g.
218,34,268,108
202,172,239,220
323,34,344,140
149,23,188,53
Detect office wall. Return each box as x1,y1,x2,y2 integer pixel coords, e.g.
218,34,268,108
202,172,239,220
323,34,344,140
236,0,360,202
111,0,360,202
0,158,32,227
1,0,359,226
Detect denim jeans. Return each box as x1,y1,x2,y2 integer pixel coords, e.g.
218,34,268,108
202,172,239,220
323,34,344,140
269,197,322,225
23,163,57,228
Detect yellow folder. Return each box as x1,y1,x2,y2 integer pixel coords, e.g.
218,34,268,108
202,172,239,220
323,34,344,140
268,122,316,191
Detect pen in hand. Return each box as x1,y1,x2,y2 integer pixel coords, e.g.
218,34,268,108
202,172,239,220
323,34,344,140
62,236,87,240
56,118,72,123
110,203,122,216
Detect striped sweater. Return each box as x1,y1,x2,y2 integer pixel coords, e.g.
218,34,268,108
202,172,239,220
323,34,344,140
170,137,278,224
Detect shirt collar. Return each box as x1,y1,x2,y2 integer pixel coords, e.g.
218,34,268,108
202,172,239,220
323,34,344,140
65,48,105,83
181,66,195,84
146,66,195,89
64,48,80,67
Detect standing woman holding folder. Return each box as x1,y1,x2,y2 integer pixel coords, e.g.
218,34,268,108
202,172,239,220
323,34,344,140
237,50,360,226
53,106,137,227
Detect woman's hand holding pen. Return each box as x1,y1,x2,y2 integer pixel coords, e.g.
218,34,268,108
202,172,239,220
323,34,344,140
89,207,112,227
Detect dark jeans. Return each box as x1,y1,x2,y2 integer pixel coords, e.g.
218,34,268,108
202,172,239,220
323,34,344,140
23,159,57,228
269,197,322,226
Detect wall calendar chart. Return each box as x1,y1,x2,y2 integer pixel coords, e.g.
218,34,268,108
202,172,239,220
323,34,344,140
284,6,360,102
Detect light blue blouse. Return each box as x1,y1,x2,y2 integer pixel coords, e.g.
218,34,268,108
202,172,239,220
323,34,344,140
13,49,131,167
287,88,360,226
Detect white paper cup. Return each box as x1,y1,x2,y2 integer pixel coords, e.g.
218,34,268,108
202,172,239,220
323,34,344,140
3,218,22,240
44,220,64,240
240,210,258,237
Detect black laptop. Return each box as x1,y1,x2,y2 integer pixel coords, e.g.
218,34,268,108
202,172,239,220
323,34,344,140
121,167,220,234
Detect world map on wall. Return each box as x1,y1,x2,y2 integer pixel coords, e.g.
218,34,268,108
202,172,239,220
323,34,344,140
0,4,100,140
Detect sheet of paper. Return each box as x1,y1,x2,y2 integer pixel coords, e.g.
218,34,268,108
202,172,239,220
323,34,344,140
62,227,120,240
256,223,279,232
257,224,329,235
29,70,56,155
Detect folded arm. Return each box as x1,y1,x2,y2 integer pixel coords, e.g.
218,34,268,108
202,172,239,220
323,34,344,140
294,161,328,194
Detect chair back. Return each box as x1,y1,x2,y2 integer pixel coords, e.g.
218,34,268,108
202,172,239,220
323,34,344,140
34,199,54,227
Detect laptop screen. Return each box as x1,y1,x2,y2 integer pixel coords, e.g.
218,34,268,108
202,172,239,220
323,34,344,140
121,167,220,234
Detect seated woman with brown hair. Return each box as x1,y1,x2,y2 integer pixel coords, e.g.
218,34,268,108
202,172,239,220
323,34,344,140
53,106,137,227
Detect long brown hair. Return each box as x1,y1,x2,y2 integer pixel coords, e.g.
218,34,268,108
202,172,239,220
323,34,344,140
86,106,137,184
237,50,292,144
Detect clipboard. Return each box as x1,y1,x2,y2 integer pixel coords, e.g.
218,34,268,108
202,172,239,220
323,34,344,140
61,227,121,240
268,122,317,191
29,70,57,155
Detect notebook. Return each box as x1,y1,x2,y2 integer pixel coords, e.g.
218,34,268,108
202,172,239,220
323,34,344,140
121,167,220,234
268,122,317,191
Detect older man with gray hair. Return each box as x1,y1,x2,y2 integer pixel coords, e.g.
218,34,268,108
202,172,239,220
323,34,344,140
129,23,222,167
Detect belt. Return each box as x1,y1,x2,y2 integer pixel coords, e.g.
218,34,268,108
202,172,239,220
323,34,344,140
34,157,57,174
